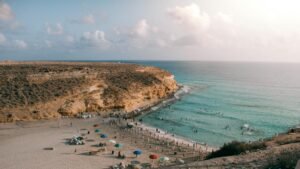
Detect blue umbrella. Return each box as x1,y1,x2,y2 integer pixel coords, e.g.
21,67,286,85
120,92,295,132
133,150,142,157
100,134,108,138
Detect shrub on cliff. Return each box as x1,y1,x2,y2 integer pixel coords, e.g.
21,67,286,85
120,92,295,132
264,151,300,169
206,141,267,159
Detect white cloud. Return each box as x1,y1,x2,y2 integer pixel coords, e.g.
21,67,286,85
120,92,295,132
0,1,14,21
167,3,210,31
46,23,64,35
0,33,6,45
216,12,233,24
123,19,168,48
71,14,95,25
166,5,237,47
14,40,27,49
80,30,110,49
133,19,150,38
131,19,159,38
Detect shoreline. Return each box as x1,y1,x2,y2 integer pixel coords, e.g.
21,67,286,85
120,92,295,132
136,121,217,152
121,84,188,119
106,84,218,152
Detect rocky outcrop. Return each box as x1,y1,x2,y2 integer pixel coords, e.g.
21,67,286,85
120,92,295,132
0,62,178,122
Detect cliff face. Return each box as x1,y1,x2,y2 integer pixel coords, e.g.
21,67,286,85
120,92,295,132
0,62,178,122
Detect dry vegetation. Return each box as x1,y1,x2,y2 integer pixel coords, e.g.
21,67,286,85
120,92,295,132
0,62,178,122
161,128,300,169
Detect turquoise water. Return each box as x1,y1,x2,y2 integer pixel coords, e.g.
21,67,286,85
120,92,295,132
124,61,300,147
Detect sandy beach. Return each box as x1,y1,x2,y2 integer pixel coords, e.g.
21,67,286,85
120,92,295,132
0,116,213,169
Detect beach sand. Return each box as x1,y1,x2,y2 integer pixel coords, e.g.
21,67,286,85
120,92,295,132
0,117,212,169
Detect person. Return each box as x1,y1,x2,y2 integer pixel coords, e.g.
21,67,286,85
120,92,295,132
74,148,77,153
70,122,72,127
118,151,121,158
87,131,90,134
112,150,115,155
119,162,125,169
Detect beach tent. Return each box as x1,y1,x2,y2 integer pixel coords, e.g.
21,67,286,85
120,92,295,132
108,140,116,144
100,134,108,138
159,157,169,162
178,159,185,164
127,122,134,128
133,150,142,157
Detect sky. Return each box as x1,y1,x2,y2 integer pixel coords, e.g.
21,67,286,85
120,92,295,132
0,0,300,62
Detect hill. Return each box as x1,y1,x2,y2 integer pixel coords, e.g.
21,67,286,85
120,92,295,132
0,62,178,122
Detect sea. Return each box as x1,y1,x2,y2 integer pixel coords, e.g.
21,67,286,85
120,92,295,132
121,61,300,147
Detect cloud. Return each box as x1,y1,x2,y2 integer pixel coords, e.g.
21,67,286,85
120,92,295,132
172,34,199,46
121,19,167,48
80,30,110,49
166,5,237,47
0,33,6,45
0,1,14,21
46,23,64,35
71,14,95,25
14,40,27,49
216,12,233,24
167,3,210,31
132,19,153,38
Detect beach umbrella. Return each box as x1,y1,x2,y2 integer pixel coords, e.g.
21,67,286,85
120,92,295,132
159,157,169,162
108,140,116,144
114,143,123,148
133,150,142,157
149,154,159,163
149,154,158,160
100,134,108,138
94,129,100,133
93,124,99,127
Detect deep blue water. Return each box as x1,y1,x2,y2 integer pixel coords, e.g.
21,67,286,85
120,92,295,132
122,61,300,147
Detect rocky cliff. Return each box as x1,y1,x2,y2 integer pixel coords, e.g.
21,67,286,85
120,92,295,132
0,62,178,122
